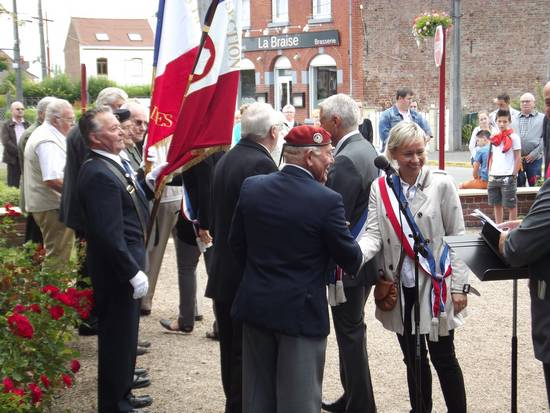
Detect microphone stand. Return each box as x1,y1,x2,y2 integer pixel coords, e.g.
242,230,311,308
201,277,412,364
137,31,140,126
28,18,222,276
385,172,428,412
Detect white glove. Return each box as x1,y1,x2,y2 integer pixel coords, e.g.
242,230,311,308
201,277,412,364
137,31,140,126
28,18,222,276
145,161,169,190
146,146,159,164
129,271,149,299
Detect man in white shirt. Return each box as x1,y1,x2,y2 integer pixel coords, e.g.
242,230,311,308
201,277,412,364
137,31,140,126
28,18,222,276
23,98,75,273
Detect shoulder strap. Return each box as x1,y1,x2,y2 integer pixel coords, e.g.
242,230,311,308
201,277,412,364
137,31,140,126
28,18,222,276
95,157,148,242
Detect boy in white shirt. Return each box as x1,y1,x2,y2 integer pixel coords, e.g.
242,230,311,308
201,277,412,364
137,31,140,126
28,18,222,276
487,109,522,223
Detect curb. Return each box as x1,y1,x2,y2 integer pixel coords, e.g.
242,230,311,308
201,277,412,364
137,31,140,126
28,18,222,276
427,160,471,168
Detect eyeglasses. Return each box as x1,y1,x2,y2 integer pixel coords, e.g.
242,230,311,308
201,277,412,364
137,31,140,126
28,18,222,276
57,116,75,124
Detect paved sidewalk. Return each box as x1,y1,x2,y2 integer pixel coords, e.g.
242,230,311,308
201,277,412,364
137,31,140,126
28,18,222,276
427,149,471,168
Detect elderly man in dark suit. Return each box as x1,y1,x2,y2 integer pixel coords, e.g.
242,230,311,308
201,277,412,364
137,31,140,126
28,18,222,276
205,102,283,413
230,125,365,413
1,101,29,187
320,93,379,413
77,107,152,413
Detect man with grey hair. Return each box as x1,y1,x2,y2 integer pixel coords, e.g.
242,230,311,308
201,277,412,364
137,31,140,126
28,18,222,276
24,98,75,273
511,92,545,186
282,103,300,129
1,101,28,187
320,93,379,413
206,102,283,413
60,87,128,234
18,96,56,243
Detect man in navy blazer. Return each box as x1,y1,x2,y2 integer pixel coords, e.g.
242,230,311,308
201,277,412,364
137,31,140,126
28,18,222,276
77,107,151,412
229,125,365,413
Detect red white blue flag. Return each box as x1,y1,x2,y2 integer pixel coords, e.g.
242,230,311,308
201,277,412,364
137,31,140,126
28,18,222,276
158,0,242,182
145,0,201,156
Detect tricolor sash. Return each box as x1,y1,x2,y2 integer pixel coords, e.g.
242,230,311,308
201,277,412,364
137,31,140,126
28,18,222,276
328,205,369,306
180,182,199,235
378,175,452,340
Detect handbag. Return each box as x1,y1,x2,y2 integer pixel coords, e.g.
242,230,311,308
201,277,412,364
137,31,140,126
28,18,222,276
374,277,398,311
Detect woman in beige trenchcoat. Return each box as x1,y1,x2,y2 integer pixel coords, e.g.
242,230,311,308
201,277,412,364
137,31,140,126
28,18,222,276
359,121,469,413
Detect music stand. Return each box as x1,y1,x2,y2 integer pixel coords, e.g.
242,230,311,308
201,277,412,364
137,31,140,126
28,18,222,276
444,233,529,413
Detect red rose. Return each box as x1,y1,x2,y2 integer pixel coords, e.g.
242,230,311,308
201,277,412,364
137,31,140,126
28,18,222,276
10,387,24,397
7,313,34,339
3,202,13,209
2,377,14,393
42,285,59,296
40,374,50,389
29,304,42,313
6,208,21,217
55,292,76,307
61,374,72,388
28,383,42,404
78,309,90,320
13,304,26,313
70,360,81,373
48,305,64,320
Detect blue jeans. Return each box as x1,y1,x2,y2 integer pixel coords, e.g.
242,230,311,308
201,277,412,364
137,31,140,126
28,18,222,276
518,158,542,187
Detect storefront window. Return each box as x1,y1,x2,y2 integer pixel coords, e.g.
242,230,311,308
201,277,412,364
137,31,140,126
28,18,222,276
309,54,337,111
240,70,256,103
315,66,337,105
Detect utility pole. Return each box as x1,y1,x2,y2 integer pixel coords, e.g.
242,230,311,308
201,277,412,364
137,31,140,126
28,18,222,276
12,0,23,102
450,0,461,150
37,0,47,79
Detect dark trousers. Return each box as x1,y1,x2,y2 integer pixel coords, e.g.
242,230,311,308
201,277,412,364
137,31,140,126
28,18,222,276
397,287,466,413
6,162,20,188
24,213,43,244
330,285,376,412
97,289,139,412
544,362,550,408
214,300,243,413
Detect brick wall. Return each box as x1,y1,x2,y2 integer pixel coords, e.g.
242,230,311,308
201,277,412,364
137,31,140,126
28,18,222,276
363,0,550,112
459,187,539,227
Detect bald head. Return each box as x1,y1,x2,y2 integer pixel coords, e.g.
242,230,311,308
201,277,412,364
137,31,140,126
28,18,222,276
520,92,536,115
544,82,550,119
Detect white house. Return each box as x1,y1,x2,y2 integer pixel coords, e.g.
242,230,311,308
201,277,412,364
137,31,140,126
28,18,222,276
64,17,154,86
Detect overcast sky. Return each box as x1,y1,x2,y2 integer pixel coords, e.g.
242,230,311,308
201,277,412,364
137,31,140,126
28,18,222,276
0,0,158,79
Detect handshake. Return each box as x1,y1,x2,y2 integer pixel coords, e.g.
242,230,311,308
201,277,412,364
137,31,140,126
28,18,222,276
130,271,149,299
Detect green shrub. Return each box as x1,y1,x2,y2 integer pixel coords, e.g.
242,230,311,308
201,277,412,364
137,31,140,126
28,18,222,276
87,76,117,102
0,180,20,206
462,123,474,146
124,84,151,97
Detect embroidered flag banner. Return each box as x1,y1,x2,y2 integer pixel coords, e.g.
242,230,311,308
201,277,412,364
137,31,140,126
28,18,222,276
158,0,242,181
145,0,201,156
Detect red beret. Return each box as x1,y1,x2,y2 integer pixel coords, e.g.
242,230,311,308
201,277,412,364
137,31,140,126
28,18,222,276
284,125,332,147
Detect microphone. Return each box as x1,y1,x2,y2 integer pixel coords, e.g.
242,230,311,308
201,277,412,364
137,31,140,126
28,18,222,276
374,155,397,176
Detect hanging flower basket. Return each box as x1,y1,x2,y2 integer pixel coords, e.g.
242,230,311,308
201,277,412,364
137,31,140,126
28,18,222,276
412,11,452,42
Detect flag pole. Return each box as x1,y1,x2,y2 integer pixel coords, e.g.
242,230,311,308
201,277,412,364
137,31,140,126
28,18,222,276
145,0,221,245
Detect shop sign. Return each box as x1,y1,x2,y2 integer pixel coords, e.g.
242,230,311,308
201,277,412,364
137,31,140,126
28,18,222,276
243,30,340,52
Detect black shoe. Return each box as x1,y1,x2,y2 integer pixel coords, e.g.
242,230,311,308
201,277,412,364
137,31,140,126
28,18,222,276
136,347,149,356
140,309,151,316
134,367,148,377
205,330,219,341
159,319,193,333
322,396,347,412
194,315,204,321
78,322,98,336
138,340,151,348
132,374,151,389
127,394,153,409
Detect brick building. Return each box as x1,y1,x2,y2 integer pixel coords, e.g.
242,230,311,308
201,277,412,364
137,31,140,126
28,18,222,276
239,0,550,120
240,0,366,121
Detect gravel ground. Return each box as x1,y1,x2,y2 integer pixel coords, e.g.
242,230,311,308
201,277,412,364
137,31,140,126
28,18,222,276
53,238,549,412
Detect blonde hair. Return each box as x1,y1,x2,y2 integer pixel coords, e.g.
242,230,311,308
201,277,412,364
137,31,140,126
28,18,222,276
385,121,427,162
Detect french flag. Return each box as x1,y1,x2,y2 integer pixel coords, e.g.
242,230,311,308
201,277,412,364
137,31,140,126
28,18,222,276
158,0,242,181
145,0,201,155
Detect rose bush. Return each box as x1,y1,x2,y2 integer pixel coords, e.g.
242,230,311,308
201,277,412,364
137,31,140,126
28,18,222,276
0,212,93,412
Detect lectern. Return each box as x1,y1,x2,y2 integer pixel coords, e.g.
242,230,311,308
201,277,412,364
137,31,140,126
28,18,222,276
444,231,529,413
